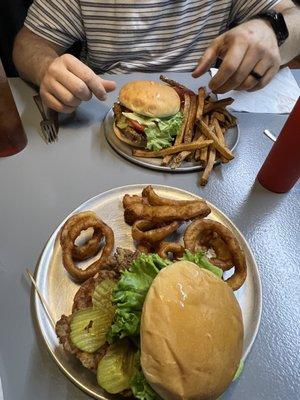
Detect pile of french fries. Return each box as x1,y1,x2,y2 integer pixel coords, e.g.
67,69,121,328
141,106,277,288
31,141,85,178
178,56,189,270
133,75,237,186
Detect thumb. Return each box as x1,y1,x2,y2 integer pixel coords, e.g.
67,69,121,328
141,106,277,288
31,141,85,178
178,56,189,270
192,37,223,78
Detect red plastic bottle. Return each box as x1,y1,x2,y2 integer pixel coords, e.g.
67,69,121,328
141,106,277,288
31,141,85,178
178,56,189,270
257,97,300,193
0,59,27,157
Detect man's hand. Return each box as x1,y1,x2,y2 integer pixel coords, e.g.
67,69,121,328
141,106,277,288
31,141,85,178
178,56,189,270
39,54,116,113
192,19,281,93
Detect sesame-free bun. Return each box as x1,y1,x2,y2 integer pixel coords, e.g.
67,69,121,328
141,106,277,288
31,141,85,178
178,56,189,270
119,80,180,118
141,261,243,400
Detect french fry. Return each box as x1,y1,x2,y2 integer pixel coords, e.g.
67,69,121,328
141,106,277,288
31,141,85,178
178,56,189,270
198,120,234,161
133,140,213,158
173,92,197,167
196,87,206,121
212,118,228,164
204,98,234,114
200,145,216,186
161,92,190,166
211,111,226,123
196,114,210,163
194,131,205,161
159,75,191,93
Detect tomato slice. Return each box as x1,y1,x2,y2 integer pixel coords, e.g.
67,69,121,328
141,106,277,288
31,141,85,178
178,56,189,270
128,119,145,132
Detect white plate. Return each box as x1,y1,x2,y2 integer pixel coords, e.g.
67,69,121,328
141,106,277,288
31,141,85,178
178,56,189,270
34,184,262,399
104,109,239,172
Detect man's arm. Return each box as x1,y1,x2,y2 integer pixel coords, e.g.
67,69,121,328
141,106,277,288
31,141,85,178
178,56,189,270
193,0,300,93
13,27,116,113
275,1,300,64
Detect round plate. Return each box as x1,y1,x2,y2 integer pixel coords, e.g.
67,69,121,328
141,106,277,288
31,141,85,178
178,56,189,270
34,184,261,399
104,109,239,172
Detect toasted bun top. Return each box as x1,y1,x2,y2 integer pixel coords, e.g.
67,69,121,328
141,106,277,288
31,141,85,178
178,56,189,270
141,261,243,400
119,80,180,118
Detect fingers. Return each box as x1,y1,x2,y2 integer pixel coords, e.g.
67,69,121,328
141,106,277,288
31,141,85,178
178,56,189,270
46,79,81,107
235,58,273,91
247,65,279,92
63,54,116,100
40,54,117,112
40,89,76,113
192,37,222,78
208,41,249,92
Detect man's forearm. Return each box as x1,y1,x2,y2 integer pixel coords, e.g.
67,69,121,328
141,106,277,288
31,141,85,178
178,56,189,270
274,2,300,64
13,27,63,86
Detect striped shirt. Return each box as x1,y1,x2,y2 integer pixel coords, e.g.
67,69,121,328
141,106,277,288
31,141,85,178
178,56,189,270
25,0,280,74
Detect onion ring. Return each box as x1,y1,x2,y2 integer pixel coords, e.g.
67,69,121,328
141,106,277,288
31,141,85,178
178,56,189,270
142,185,200,206
132,220,180,244
193,231,233,271
136,242,155,254
124,202,211,225
60,211,103,261
123,194,147,209
184,219,246,291
61,215,114,282
156,242,185,260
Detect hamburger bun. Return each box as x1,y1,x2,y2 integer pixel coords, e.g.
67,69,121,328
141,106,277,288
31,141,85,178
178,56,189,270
119,80,180,118
112,123,145,148
141,261,243,400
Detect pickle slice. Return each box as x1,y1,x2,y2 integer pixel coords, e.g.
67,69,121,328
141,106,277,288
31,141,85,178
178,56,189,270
70,307,113,353
92,279,116,310
97,339,136,394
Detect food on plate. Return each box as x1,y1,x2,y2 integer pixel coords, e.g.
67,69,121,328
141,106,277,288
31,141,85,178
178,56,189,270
59,211,114,282
142,185,198,206
60,211,103,261
156,241,185,260
55,186,248,399
111,76,237,186
124,201,211,225
184,219,247,290
132,220,180,244
56,251,243,400
141,260,243,400
113,80,184,150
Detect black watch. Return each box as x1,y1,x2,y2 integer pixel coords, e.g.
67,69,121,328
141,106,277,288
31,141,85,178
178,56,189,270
253,10,289,46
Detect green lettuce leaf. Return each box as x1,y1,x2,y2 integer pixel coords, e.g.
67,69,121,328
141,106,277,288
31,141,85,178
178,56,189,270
130,354,162,400
106,254,171,343
131,369,162,400
122,111,183,151
181,250,223,278
233,360,244,381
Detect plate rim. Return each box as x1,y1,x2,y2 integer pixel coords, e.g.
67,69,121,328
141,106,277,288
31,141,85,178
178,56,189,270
104,109,240,173
34,184,262,399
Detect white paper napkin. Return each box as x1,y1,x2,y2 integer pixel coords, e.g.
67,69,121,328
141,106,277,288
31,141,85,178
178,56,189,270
210,67,300,114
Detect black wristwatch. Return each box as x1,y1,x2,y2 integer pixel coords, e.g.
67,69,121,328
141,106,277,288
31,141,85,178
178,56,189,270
253,10,289,46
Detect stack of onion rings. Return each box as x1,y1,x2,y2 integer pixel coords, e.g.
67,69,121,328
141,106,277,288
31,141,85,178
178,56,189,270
60,211,114,282
184,219,247,291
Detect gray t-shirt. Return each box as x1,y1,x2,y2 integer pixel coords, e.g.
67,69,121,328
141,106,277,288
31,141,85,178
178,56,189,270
25,0,280,74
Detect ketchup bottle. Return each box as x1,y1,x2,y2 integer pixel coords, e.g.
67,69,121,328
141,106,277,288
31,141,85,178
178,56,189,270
0,58,27,157
257,97,300,193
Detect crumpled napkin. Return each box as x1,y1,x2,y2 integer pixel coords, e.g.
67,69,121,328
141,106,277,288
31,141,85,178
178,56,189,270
210,67,300,114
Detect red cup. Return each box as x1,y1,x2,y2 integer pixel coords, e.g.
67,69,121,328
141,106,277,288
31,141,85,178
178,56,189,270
257,97,300,193
0,60,27,157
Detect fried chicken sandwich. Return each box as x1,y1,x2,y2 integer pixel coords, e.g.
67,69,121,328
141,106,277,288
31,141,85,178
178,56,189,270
56,247,244,400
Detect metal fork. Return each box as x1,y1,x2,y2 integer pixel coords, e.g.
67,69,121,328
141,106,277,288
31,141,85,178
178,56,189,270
33,95,58,143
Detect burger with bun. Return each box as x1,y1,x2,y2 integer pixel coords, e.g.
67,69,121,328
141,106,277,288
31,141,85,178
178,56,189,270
113,80,183,150
56,249,244,400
